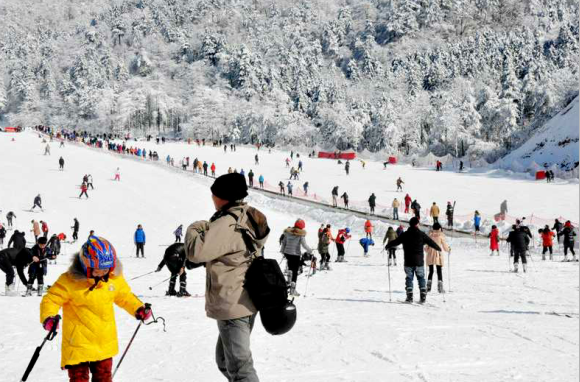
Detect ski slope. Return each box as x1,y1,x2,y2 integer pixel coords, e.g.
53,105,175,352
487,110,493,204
0,131,578,382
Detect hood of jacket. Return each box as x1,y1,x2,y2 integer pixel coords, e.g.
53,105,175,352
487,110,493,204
284,227,306,237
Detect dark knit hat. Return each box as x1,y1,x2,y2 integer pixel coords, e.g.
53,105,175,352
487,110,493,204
211,173,248,201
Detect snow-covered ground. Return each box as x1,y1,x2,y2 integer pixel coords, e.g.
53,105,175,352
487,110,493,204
0,131,578,382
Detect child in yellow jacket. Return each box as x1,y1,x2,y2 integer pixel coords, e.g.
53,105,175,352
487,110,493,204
40,236,151,382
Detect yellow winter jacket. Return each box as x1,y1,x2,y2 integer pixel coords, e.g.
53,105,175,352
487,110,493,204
40,256,143,368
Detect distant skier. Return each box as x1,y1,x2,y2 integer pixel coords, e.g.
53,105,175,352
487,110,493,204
473,211,481,233
255,154,259,165
48,234,61,263
559,221,577,261
41,220,49,238
489,225,500,256
287,182,293,196
404,194,412,214
6,211,16,228
134,224,146,258
58,156,65,170
459,161,464,171
341,192,349,209
31,194,43,211
392,198,400,220
79,182,89,199
71,218,79,242
203,161,209,176
385,217,442,303
248,170,255,187
317,225,333,270
0,224,5,249
368,193,377,215
359,237,375,257
331,186,339,207
87,174,94,189
211,163,216,177
174,224,183,243
345,160,350,175
114,167,121,181
44,143,51,155
364,219,373,239
303,181,309,196
279,181,285,195
7,230,26,250
411,199,421,219
335,228,351,262
540,226,554,260
446,202,454,228
156,243,193,296
430,202,440,225
383,226,398,266
298,160,303,171
500,200,508,219
280,219,313,296
396,177,404,192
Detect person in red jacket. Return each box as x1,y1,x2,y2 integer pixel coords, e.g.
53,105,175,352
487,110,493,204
79,182,89,199
540,226,555,260
404,194,412,214
40,220,49,238
364,220,373,239
335,228,351,262
210,163,216,177
489,225,500,256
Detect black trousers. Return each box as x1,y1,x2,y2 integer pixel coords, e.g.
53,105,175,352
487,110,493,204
542,246,553,255
388,248,396,259
0,254,15,285
168,271,187,291
514,251,527,264
73,230,78,241
28,263,44,285
284,254,301,283
428,265,443,281
564,243,576,255
336,243,345,257
136,243,145,257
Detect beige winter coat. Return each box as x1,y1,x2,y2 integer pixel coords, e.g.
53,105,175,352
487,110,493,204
425,230,450,266
392,199,400,208
430,205,440,217
32,221,41,236
185,203,269,320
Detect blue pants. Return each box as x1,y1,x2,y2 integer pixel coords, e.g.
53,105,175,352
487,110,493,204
404,266,426,292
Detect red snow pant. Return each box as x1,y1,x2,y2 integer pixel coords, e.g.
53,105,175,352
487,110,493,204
67,358,112,382
404,204,410,213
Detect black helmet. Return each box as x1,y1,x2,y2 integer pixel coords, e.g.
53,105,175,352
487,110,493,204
260,301,297,335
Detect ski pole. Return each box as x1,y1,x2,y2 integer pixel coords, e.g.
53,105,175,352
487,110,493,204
21,315,61,382
113,304,151,379
387,257,392,302
149,276,171,290
303,259,314,297
131,270,156,281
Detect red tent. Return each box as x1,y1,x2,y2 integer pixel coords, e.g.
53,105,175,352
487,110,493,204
535,171,546,180
388,156,397,164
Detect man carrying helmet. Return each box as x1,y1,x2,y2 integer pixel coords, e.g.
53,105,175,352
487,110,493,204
39,235,152,381
280,219,313,296
335,227,352,262
185,173,270,382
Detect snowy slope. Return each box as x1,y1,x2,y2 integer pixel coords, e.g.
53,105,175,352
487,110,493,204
496,96,580,175
0,132,578,382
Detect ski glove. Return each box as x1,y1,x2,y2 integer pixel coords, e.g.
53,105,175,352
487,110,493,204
135,305,152,321
43,316,59,332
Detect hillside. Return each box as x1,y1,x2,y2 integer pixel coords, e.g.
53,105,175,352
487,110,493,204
0,0,578,162
496,95,579,176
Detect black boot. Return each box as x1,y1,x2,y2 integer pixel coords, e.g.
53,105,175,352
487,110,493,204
405,290,413,303
420,289,427,303
427,280,432,293
178,281,191,297
166,277,177,296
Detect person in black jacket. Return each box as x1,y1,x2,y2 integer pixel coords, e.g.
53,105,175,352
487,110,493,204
368,193,377,215
506,224,532,272
411,200,421,219
7,230,27,250
0,247,34,294
71,218,80,242
559,221,577,261
445,202,454,228
385,217,442,303
156,243,196,296
0,224,6,249
47,234,61,263
26,237,52,296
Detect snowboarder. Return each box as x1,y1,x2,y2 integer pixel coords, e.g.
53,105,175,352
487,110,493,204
446,202,454,228
383,226,398,266
331,186,339,207
559,221,577,261
364,220,373,239
156,243,193,296
368,193,377,215
359,237,374,257
134,224,146,258
31,194,43,211
6,211,16,228
259,175,264,189
39,236,151,379
318,225,333,270
341,192,349,209
174,224,183,243
392,198,400,220
385,217,442,303
79,182,89,199
489,225,500,256
425,223,450,293
540,226,554,260
280,219,313,296
58,156,65,170
404,194,412,214
71,218,79,242
25,236,52,296
396,177,404,192
335,228,351,262
430,202,440,225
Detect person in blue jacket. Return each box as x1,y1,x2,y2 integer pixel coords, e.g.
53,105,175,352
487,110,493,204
258,175,265,189
134,224,146,258
360,237,375,257
474,211,481,233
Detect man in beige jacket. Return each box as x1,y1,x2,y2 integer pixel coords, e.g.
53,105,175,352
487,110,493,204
430,202,440,225
185,173,269,382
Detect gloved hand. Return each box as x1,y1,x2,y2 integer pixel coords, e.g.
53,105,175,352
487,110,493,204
135,305,152,321
43,316,59,332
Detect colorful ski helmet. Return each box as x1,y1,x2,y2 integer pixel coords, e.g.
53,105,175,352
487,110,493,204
80,236,117,276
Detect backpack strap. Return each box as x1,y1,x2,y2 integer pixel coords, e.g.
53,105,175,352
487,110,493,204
223,211,260,260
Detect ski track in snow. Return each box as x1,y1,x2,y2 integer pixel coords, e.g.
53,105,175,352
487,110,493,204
0,131,578,382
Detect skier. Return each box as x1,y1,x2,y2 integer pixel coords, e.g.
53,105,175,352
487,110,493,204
446,202,454,228
303,181,309,196
335,228,351,262
280,219,313,296
385,217,442,303
392,198,400,220
359,237,375,257
368,193,377,215
114,167,121,181
6,211,16,228
248,169,255,187
71,218,79,242
87,174,94,189
430,202,440,225
31,194,43,211
47,234,61,263
255,154,259,165
7,230,26,250
156,243,193,296
58,156,65,170
341,192,349,209
540,226,554,260
298,160,303,172
25,236,52,296
134,224,146,258
364,220,373,239
174,224,183,243
345,161,350,175
331,186,339,207
318,225,333,270
404,194,412,214
425,223,451,293
507,224,530,272
259,175,264,189
31,220,41,243
489,225,500,256
383,226,398,266
559,221,577,261
211,163,216,177
473,211,481,233
278,181,285,195
396,177,404,192
285,158,290,167
40,236,151,380
411,200,421,219
287,181,293,196
0,247,32,295
79,182,89,199
203,161,209,176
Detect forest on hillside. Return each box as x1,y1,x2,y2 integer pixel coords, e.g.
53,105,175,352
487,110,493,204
0,0,578,161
